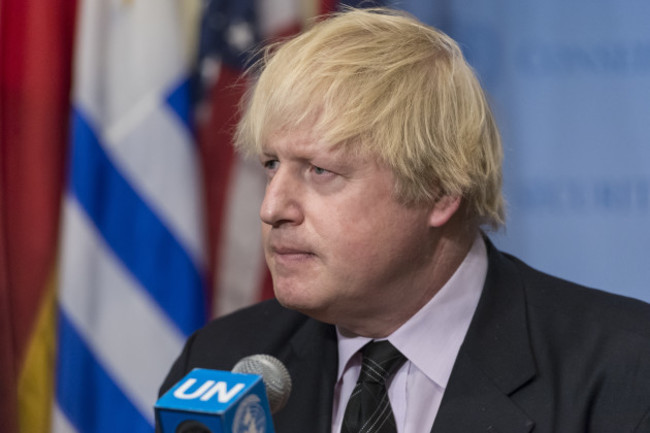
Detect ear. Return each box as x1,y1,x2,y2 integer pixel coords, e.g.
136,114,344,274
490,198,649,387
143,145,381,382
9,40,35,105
428,195,462,227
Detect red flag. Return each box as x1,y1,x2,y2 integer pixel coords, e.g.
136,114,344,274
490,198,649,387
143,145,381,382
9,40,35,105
0,0,77,431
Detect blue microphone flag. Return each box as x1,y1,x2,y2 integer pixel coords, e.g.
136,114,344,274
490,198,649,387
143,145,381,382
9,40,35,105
155,368,275,433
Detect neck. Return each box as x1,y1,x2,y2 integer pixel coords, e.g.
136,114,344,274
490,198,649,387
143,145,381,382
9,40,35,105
338,223,479,338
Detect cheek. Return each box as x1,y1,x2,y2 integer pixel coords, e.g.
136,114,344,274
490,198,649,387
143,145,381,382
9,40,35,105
344,210,431,267
325,218,400,273
261,223,270,240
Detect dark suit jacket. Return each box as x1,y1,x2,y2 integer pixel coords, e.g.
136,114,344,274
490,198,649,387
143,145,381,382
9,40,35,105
159,241,650,432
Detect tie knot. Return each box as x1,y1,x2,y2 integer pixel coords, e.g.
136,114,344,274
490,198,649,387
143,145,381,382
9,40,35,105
358,341,406,384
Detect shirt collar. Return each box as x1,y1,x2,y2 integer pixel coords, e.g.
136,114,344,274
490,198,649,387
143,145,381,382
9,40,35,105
336,234,488,389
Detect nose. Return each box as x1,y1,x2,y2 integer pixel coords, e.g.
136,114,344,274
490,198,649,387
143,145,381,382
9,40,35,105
260,167,304,228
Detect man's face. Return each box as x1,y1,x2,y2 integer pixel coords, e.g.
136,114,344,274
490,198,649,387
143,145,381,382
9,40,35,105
260,129,438,335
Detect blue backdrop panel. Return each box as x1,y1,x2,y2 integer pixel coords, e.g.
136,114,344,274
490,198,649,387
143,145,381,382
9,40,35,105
397,0,650,302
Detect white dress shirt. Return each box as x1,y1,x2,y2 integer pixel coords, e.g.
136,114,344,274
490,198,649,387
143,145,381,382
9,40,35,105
331,235,488,433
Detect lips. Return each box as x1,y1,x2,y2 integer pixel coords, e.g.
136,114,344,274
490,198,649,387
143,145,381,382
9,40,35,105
272,245,313,255
267,242,316,267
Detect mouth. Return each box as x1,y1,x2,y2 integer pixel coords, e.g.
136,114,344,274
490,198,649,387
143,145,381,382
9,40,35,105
268,244,316,265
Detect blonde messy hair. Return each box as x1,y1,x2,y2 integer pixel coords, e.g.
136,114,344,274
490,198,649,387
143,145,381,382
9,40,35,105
235,7,505,228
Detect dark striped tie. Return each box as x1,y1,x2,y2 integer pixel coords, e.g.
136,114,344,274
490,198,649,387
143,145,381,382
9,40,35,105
341,341,407,433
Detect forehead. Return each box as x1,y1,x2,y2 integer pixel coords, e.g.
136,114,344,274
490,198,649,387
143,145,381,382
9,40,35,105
262,128,351,159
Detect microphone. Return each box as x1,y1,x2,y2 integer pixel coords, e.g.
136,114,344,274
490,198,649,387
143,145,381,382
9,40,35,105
155,354,292,433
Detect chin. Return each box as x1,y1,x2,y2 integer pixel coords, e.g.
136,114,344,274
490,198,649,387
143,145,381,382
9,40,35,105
275,291,316,312
274,286,332,321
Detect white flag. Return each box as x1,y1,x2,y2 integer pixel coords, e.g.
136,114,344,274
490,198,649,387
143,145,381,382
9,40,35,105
54,1,205,431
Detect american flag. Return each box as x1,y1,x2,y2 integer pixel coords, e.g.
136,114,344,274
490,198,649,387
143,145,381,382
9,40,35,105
197,0,384,317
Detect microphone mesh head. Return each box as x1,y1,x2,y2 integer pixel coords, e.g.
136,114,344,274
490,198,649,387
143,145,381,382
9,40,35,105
232,354,292,414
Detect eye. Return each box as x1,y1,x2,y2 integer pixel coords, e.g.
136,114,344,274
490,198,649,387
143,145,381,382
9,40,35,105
262,159,279,171
312,165,330,175
261,159,279,180
308,164,337,184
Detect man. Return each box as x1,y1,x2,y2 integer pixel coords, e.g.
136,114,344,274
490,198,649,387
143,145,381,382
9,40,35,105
160,8,650,432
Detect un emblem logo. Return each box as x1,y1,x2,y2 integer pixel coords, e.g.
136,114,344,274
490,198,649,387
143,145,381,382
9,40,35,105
232,394,267,433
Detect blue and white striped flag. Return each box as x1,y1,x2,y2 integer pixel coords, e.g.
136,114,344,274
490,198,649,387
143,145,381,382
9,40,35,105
54,1,206,432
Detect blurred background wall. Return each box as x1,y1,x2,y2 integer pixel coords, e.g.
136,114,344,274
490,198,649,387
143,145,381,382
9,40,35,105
1,0,648,432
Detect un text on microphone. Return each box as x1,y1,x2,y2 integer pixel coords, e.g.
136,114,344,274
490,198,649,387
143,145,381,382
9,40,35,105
156,368,275,433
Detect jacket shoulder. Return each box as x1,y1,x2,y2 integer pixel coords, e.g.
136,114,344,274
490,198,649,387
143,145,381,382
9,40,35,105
188,299,312,366
159,299,317,395
506,252,650,338
505,253,650,428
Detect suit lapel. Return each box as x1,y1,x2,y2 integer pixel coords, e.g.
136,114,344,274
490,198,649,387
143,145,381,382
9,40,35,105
275,317,338,433
431,352,535,433
432,239,536,433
